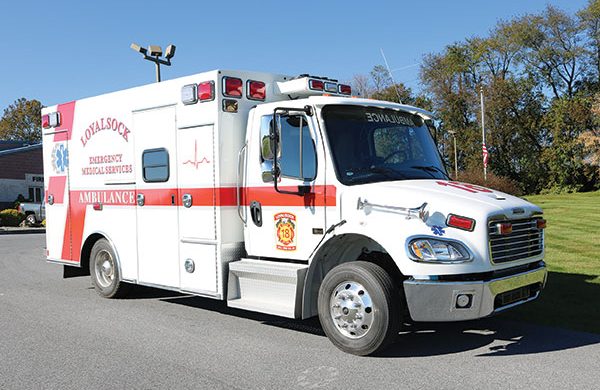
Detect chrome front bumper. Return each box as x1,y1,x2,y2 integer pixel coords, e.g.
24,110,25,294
403,264,547,322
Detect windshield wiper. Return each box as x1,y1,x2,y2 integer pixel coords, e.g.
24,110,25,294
410,165,450,180
346,166,407,182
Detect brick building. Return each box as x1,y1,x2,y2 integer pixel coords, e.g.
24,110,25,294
0,141,44,209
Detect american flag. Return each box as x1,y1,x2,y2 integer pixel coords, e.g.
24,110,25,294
482,143,489,168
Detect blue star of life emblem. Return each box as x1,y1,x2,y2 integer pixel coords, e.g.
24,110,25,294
431,225,445,236
52,143,69,174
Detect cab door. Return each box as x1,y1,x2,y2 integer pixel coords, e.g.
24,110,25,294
243,104,328,261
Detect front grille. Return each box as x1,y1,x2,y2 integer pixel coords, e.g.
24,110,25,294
488,218,544,263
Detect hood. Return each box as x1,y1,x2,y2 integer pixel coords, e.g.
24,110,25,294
340,179,541,225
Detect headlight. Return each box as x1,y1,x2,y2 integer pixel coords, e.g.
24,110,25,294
408,238,471,263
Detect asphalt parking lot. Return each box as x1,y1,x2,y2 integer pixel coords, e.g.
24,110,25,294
1,234,599,389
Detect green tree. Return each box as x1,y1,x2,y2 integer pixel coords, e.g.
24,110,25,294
0,98,43,143
578,0,600,80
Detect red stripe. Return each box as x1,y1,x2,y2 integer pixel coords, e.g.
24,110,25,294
53,101,76,142
47,176,67,204
61,184,336,263
67,185,337,207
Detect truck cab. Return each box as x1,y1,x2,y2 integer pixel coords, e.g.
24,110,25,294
237,91,546,354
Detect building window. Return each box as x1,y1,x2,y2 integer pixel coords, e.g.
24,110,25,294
142,148,169,182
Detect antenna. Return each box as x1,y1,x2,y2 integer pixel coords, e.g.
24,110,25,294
380,48,403,104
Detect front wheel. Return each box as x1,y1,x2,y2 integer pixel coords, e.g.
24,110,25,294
89,238,129,298
25,213,37,225
318,261,402,356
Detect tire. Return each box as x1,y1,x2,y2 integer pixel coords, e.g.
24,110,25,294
89,238,130,298
318,261,402,356
25,213,37,225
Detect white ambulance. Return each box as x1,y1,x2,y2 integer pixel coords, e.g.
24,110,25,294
41,69,547,355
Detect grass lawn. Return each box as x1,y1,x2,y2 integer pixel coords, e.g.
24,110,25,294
498,190,600,334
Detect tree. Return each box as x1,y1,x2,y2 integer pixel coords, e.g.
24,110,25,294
578,0,600,81
513,6,588,99
0,98,43,143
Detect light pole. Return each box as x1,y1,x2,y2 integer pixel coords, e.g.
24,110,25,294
448,130,458,180
130,43,176,82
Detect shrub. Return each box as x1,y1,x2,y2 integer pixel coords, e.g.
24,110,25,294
0,209,26,227
455,168,523,196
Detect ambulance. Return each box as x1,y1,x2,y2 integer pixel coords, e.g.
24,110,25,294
41,69,547,355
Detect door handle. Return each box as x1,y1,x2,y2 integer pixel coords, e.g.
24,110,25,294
182,193,192,208
47,194,54,205
137,193,145,206
250,201,262,227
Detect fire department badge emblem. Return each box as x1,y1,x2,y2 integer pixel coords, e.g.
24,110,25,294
275,212,297,251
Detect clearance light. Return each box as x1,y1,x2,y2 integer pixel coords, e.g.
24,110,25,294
223,77,242,98
198,81,215,101
93,203,103,211
495,222,513,235
181,84,197,105
447,214,476,231
338,84,352,95
247,80,266,100
308,79,324,91
536,219,547,229
324,81,338,93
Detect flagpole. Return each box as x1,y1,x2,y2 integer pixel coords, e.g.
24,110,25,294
480,86,487,181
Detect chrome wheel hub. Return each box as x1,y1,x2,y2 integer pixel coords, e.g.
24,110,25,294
95,249,114,288
330,281,374,339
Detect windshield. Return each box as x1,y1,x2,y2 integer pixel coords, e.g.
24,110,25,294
322,105,448,185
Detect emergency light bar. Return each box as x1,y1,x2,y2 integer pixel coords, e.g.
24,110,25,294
277,76,351,98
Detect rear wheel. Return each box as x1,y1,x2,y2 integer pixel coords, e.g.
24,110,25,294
89,238,129,298
318,261,401,356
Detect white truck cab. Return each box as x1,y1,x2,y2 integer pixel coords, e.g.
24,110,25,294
41,70,546,355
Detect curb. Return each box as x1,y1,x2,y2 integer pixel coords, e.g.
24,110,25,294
0,228,46,235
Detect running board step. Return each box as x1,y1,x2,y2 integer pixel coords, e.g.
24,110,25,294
227,259,308,318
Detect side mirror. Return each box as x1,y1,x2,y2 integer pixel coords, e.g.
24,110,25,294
261,133,275,161
261,168,274,182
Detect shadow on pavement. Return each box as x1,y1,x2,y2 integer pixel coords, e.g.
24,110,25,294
153,289,600,358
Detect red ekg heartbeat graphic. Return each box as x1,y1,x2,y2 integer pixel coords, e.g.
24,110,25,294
183,140,210,169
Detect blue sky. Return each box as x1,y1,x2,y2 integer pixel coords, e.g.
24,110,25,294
0,0,589,110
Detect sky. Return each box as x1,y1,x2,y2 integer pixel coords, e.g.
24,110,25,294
0,0,591,110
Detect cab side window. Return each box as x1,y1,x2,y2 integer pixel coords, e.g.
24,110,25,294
259,115,317,181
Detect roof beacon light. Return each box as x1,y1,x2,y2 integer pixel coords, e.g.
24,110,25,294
447,214,476,231
181,84,198,105
223,77,243,98
42,114,50,129
324,81,338,93
43,112,61,128
338,84,352,95
308,79,324,91
198,81,215,101
247,80,266,100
